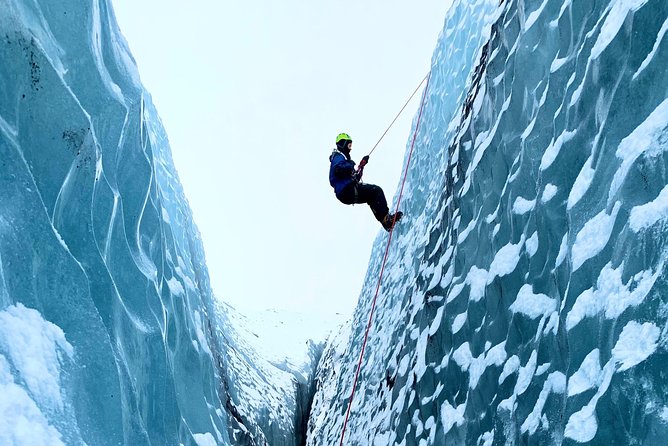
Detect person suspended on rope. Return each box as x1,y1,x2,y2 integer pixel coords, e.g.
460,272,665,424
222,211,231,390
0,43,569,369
329,133,403,232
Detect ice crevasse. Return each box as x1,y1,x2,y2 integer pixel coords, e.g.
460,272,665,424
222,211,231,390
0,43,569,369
1,0,668,445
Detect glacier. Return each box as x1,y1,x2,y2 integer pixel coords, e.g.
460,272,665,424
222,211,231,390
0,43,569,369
1,0,668,445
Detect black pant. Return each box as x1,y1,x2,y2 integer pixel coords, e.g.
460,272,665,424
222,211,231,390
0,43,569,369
337,182,389,222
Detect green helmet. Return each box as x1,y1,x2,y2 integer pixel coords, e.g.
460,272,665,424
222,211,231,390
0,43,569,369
335,132,352,144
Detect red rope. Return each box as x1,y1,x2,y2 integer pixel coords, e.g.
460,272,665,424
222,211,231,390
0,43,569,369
338,71,431,446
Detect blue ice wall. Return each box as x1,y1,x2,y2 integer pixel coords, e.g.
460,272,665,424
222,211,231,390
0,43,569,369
308,0,668,444
0,1,325,445
0,1,232,444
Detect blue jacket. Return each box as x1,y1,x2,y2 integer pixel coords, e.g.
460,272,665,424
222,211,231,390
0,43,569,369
329,149,356,196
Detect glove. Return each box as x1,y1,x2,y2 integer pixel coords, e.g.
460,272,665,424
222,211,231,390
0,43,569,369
359,155,369,168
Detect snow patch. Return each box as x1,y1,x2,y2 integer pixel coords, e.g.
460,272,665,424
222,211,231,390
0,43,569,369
467,266,488,302
568,349,602,396
167,277,185,296
0,355,65,446
513,197,536,215
609,99,668,201
193,433,217,446
521,372,566,434
541,184,558,203
571,203,620,271
510,285,557,320
612,321,660,371
440,400,467,434
566,263,661,329
488,236,525,282
540,130,576,171
629,185,668,232
526,232,539,257
0,304,73,411
567,156,595,210
452,313,467,333
633,17,668,79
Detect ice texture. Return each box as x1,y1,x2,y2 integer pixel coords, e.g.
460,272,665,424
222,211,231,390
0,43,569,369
0,1,315,445
2,0,668,444
307,0,668,444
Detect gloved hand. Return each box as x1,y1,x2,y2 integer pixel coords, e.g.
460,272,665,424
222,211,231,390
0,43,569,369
359,155,369,168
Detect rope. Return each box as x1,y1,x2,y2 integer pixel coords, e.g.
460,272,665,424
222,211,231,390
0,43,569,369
338,70,431,446
367,73,431,156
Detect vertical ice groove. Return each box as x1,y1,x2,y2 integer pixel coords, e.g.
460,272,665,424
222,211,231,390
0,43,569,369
90,0,124,101
0,115,18,146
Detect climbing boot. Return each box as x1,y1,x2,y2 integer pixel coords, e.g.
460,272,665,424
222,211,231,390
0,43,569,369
382,211,403,232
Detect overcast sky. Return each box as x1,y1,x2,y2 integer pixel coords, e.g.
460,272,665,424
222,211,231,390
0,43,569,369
111,0,453,319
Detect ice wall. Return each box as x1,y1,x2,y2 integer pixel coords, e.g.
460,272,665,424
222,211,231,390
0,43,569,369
0,0,231,443
308,0,668,444
0,1,308,445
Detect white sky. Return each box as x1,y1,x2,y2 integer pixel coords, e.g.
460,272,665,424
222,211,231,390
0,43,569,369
112,0,452,319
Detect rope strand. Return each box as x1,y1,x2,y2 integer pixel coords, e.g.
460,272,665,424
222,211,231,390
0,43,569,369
338,71,431,446
367,73,430,157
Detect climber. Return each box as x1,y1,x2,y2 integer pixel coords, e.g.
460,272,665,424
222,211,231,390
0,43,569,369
329,133,402,232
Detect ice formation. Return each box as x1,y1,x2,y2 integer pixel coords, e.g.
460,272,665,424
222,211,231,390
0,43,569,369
1,0,667,445
0,1,316,444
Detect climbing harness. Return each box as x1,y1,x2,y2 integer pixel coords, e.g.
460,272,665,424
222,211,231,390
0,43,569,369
339,71,431,446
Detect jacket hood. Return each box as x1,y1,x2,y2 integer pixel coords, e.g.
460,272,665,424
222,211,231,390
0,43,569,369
329,148,352,162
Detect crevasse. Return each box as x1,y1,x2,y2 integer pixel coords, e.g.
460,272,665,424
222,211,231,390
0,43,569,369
1,0,667,445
